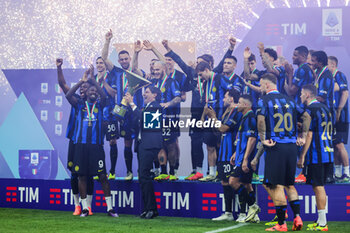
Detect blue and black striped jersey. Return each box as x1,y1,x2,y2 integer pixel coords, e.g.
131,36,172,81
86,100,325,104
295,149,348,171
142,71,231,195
218,107,242,162
241,69,261,109
333,70,349,123
292,63,314,104
203,73,231,120
235,110,257,167
72,99,105,145
305,100,334,164
315,67,334,113
150,76,181,117
257,90,304,143
223,73,244,94
275,66,287,95
170,69,187,92
66,94,80,139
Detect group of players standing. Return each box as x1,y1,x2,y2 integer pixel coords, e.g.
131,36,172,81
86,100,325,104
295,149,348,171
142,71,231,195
56,29,349,231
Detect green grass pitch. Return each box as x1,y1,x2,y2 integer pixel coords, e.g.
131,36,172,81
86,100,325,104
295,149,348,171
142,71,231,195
0,208,349,233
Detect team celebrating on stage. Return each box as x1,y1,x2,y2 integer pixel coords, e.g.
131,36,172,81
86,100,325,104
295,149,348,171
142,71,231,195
56,29,349,231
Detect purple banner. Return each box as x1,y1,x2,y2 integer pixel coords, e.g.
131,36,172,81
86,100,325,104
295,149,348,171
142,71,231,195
1,179,349,221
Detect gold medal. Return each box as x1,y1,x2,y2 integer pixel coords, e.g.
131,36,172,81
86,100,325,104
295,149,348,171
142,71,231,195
88,120,92,127
161,87,166,93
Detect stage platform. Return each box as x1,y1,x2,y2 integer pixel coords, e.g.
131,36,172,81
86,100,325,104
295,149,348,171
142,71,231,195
0,178,349,221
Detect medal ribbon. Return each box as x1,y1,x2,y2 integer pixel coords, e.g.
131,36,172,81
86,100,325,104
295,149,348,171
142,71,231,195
243,109,253,118
224,106,237,123
85,101,96,124
205,73,215,103
95,72,108,88
170,70,176,79
228,72,235,81
267,89,279,95
308,98,318,106
158,75,168,90
332,69,338,78
197,76,203,99
315,66,327,87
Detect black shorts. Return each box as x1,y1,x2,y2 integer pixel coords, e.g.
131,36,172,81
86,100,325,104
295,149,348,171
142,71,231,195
203,130,221,147
67,139,75,172
334,122,349,145
73,143,106,176
162,127,179,144
305,162,333,186
230,165,253,184
105,120,119,141
217,161,234,182
263,143,297,187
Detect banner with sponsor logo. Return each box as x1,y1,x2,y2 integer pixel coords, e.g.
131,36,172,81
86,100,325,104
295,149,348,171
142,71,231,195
0,179,349,221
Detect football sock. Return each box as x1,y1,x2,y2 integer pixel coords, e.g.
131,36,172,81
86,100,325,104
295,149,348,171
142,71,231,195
318,209,327,226
169,166,175,175
110,144,118,174
73,194,80,207
289,200,300,218
209,166,215,176
248,191,256,206
334,165,342,177
161,165,167,174
86,195,93,208
81,198,88,210
223,185,233,213
105,196,112,211
344,166,349,176
124,147,133,173
276,205,287,225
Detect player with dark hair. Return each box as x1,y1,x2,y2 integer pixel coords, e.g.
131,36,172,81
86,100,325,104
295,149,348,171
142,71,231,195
126,86,163,219
256,73,311,231
222,55,244,94
205,89,242,221
66,74,118,217
298,84,333,231
56,59,95,216
149,60,182,180
196,61,231,181
162,38,237,180
242,47,262,110
229,95,260,223
102,30,143,181
328,56,349,182
311,51,335,127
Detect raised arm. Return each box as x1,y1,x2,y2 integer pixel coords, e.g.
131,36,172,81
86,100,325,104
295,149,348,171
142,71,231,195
56,58,70,94
143,40,166,63
213,37,236,74
66,71,88,107
162,40,193,76
88,76,107,107
101,29,115,71
258,42,279,76
131,40,144,76
243,47,259,81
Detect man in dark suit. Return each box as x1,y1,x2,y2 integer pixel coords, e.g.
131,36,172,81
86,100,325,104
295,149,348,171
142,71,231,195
125,86,163,219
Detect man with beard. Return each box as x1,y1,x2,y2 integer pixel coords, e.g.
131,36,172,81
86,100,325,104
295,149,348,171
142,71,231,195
56,59,94,216
66,75,118,217
206,89,242,222
196,61,231,181
298,84,333,231
257,73,311,231
328,56,349,182
222,55,244,94
162,38,236,180
284,46,314,105
102,30,143,181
